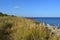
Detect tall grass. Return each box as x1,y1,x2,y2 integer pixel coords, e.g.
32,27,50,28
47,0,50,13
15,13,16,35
0,16,60,40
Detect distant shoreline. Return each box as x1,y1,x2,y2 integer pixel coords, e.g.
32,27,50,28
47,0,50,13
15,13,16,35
25,17,60,19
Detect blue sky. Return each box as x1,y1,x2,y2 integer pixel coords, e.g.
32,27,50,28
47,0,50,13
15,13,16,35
0,0,60,17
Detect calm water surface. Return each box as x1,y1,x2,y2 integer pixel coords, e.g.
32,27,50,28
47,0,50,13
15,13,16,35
30,17,60,28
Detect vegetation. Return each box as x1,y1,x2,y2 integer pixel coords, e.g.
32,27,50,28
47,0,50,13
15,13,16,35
0,12,60,40
0,12,16,17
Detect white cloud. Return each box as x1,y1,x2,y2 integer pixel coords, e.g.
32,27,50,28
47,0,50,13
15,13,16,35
13,6,24,10
13,6,20,9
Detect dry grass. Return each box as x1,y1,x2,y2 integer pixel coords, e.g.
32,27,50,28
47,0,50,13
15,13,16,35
0,16,60,40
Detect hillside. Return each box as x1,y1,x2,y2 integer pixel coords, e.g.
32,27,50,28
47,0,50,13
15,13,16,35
0,13,60,40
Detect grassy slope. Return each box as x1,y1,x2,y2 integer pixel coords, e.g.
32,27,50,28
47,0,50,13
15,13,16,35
0,15,60,40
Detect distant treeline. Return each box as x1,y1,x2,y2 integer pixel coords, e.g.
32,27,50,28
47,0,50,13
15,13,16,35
0,12,16,17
